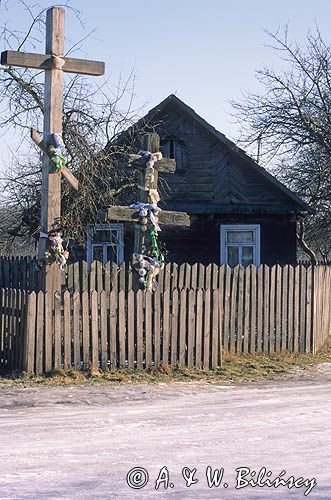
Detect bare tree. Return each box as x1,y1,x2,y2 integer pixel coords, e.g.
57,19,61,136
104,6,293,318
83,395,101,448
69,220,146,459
232,27,331,261
0,0,146,254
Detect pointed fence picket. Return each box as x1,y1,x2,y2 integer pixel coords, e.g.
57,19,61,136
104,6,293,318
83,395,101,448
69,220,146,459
1,256,329,297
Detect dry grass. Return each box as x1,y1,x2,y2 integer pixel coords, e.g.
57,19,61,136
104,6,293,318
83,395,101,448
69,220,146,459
0,341,330,387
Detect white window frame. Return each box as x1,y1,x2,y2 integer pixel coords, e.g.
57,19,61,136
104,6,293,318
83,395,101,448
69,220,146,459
87,223,124,267
220,224,261,266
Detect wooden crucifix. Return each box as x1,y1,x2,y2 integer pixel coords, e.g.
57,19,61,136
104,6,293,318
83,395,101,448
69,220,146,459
104,132,190,290
1,7,105,293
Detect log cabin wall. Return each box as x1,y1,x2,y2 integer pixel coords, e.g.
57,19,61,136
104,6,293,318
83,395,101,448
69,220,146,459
152,103,302,212
154,107,216,203
122,214,297,266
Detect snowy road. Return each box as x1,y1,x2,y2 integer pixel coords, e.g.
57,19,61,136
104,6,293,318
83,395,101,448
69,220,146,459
0,370,330,499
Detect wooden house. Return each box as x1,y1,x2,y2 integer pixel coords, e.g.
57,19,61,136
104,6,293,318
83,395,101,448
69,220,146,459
90,95,313,267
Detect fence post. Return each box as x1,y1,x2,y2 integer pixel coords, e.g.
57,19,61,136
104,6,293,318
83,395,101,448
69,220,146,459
100,291,108,370
23,291,36,373
153,289,161,367
187,289,196,368
118,289,126,367
195,289,203,368
45,291,53,372
314,267,321,353
179,289,187,368
171,289,179,366
36,291,45,374
136,290,143,369
299,266,307,353
211,289,219,367
91,290,99,370
127,290,135,369
306,267,313,353
162,289,170,365
203,289,211,369
145,291,152,369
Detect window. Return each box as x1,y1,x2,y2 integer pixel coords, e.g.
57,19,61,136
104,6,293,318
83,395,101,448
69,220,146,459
220,224,260,267
160,137,184,170
87,224,124,267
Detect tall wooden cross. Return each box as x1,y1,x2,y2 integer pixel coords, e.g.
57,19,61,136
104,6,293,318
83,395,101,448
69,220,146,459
1,7,105,292
104,132,190,288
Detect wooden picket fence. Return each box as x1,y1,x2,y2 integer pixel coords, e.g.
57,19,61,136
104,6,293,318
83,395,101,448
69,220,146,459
2,256,330,294
0,264,330,373
0,256,40,291
0,289,27,372
0,257,235,292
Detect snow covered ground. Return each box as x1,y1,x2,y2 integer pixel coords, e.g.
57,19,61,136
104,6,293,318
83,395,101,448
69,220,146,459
0,366,330,499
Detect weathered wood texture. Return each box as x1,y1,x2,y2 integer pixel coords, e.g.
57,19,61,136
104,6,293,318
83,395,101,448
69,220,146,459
1,256,330,303
106,206,190,227
138,95,308,208
38,7,65,292
312,266,331,353
142,105,305,213
31,128,79,190
153,214,297,266
1,264,329,373
1,50,105,76
127,152,176,173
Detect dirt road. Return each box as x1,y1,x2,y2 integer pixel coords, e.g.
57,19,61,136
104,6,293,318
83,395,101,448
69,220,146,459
0,366,330,499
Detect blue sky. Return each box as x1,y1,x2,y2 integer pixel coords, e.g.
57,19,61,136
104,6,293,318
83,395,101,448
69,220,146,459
1,0,331,168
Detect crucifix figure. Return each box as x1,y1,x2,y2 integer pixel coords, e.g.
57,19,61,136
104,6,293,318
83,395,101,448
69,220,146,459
104,132,190,291
1,7,105,293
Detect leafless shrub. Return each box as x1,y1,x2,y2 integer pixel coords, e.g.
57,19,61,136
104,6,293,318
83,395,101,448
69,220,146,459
232,27,331,260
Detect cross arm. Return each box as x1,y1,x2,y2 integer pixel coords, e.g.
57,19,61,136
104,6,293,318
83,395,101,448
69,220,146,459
31,127,48,154
31,128,79,191
58,165,79,191
102,206,190,226
1,50,105,76
127,154,176,173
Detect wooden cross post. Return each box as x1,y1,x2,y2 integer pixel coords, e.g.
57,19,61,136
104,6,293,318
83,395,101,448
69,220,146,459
133,133,165,255
1,7,105,292
103,132,190,288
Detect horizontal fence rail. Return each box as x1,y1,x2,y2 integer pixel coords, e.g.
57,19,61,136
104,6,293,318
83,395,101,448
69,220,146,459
0,264,330,373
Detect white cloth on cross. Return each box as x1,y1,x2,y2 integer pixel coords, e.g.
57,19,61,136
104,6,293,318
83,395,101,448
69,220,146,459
51,55,65,70
132,253,161,292
133,253,160,268
138,150,163,162
43,132,68,156
130,202,161,231
53,133,68,156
